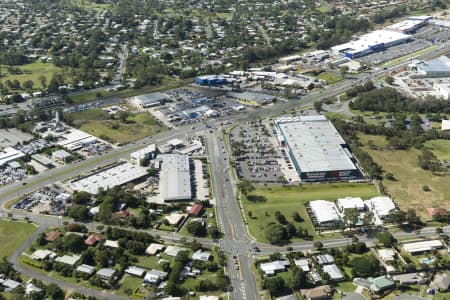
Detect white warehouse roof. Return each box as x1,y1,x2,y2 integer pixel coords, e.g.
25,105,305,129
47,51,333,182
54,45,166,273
365,196,396,218
160,154,192,202
70,162,148,194
337,197,365,211
275,115,357,173
0,147,25,166
310,200,341,224
331,30,410,56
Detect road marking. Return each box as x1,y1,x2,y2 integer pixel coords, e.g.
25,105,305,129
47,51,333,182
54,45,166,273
237,256,244,281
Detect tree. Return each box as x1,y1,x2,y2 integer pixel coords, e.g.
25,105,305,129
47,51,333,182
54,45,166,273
72,191,91,204
313,101,322,112
263,276,285,293
314,241,323,250
68,205,90,222
389,210,407,226
287,266,304,289
339,65,349,78
376,231,394,247
208,223,221,239
385,76,394,85
343,208,359,228
237,180,255,196
265,224,288,244
385,172,395,180
117,110,129,122
38,75,47,89
62,234,86,253
186,221,206,237
23,80,34,91
46,283,64,300
350,255,381,277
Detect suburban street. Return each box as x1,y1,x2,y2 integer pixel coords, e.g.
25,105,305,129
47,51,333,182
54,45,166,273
0,41,449,299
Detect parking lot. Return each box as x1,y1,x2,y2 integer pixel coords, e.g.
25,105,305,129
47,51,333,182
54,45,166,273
230,122,285,183
358,39,431,65
414,24,450,43
0,164,27,185
12,185,70,215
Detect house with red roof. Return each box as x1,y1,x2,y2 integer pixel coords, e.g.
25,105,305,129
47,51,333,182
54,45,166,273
189,204,204,217
85,234,103,246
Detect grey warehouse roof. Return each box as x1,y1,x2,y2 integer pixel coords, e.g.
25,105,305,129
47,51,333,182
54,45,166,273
276,115,357,173
136,92,171,105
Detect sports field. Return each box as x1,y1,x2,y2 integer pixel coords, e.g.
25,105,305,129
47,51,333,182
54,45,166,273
359,134,450,219
242,183,379,243
72,109,167,144
0,219,36,258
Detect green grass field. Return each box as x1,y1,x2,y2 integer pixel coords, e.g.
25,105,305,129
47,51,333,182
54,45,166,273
117,275,142,299
317,72,343,84
359,134,450,219
242,183,378,243
1,61,63,91
0,219,36,258
424,139,450,162
72,109,167,144
69,77,194,104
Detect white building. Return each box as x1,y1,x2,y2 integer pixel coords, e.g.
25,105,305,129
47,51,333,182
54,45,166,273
0,147,25,167
365,196,396,220
403,240,443,254
309,200,341,227
260,260,290,276
144,269,168,284
192,250,212,262
130,144,157,166
294,259,310,272
145,243,165,256
159,154,192,202
70,162,148,194
331,30,411,59
442,120,450,131
337,197,365,212
125,266,146,277
378,249,396,263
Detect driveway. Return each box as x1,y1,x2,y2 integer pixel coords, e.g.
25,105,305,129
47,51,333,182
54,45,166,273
343,292,366,300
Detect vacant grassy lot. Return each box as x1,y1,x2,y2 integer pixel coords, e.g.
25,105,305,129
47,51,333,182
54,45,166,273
1,61,63,91
424,139,450,162
242,183,378,243
117,275,142,299
0,219,36,258
317,72,343,84
359,134,450,219
69,77,194,104
72,109,167,144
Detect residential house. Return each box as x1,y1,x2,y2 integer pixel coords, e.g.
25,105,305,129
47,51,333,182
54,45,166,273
192,250,211,262
76,264,95,277
300,285,332,300
430,273,450,291
260,260,290,276
85,234,103,246
125,266,146,277
322,264,344,281
96,268,116,281
146,243,165,256
144,269,168,284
